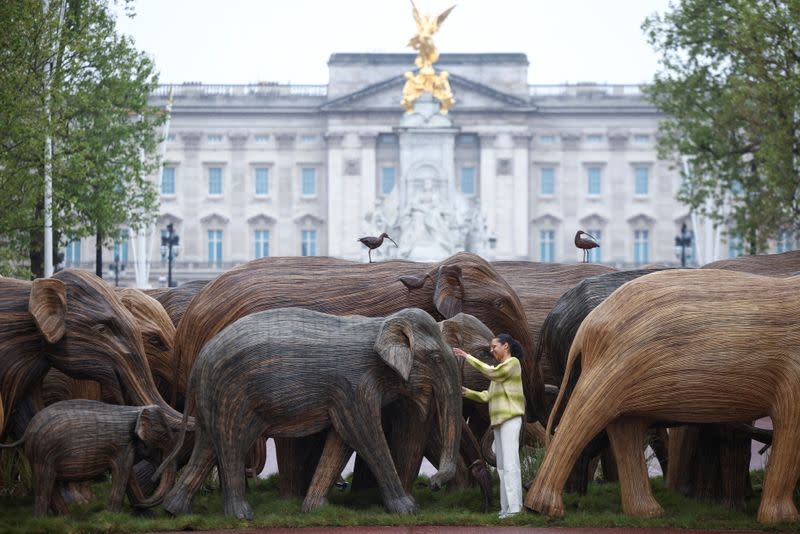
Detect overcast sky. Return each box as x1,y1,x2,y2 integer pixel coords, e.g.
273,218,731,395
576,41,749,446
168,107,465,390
115,0,673,86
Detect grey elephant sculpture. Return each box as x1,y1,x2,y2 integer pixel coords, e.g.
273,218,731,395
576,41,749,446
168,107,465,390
161,307,462,519
0,400,176,516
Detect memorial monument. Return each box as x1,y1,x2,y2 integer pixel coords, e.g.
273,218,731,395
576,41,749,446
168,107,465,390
365,1,490,262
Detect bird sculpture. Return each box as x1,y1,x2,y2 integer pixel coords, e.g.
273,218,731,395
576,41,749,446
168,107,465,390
575,230,600,263
357,232,398,263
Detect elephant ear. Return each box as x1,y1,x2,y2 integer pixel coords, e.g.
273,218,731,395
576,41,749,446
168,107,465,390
374,315,416,382
433,265,464,319
399,274,427,290
438,314,464,348
29,278,67,344
135,405,170,445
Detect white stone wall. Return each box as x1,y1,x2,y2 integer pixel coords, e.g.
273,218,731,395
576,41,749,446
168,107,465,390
64,53,785,286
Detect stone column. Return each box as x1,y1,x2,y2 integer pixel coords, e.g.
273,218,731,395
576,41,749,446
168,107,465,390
512,134,532,258
229,133,248,263
357,133,378,258
608,131,629,264
275,133,296,256
325,133,345,257
479,134,497,244
179,131,201,261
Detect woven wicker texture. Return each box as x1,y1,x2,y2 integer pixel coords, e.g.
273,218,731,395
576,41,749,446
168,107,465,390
0,270,182,440
533,268,668,492
493,262,616,409
2,399,176,516
163,307,462,519
526,269,800,524
172,253,537,413
146,279,212,327
117,288,178,404
702,250,800,276
168,253,536,498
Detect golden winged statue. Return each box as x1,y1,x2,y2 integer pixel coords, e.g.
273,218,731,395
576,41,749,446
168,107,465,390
401,0,456,114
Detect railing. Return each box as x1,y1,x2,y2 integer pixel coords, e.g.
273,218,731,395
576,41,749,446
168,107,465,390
152,83,328,98
529,84,647,97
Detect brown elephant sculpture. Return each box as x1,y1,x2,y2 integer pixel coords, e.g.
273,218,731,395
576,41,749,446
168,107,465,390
144,279,211,327
0,270,184,441
701,249,800,276
170,252,540,499
161,307,462,519
492,261,616,391
526,269,800,524
0,400,176,516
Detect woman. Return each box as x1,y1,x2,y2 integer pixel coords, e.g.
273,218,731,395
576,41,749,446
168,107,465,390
454,333,525,519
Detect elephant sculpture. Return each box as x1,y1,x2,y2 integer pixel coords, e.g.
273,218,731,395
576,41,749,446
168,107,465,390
171,253,539,498
116,288,177,404
535,268,669,493
527,269,800,524
493,261,616,391
702,249,800,276
0,269,184,441
144,279,211,327
0,400,176,516
161,307,463,519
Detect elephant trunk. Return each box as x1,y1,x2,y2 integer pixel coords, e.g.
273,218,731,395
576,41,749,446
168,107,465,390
134,458,176,509
480,427,497,467
117,360,187,429
428,368,462,490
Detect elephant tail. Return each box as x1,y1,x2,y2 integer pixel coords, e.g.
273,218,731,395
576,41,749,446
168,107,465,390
545,322,585,446
152,390,193,481
0,436,24,449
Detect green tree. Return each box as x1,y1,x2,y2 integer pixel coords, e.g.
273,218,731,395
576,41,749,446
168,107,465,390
643,0,800,254
0,0,163,278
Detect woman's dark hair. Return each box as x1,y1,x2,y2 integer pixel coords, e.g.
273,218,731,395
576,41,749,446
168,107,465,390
496,333,523,359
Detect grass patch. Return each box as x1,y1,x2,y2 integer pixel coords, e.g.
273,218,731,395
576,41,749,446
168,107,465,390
0,472,798,533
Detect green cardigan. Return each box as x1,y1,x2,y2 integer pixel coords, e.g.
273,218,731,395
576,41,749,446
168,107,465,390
462,354,525,427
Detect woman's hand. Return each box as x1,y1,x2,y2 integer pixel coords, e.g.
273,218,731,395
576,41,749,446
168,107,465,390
452,347,468,359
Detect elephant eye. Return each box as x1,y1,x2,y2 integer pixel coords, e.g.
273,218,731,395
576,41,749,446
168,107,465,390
93,323,109,334
493,298,504,308
148,335,166,350
430,352,442,363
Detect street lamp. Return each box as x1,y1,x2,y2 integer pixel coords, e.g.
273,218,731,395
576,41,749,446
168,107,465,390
674,222,693,267
109,252,125,287
160,223,180,288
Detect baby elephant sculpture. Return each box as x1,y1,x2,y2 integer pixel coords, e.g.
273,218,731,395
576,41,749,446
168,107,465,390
526,269,800,524
161,307,462,519
0,400,176,516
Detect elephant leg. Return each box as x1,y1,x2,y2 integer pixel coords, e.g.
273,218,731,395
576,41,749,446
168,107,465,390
389,401,431,492
108,447,135,512
757,412,800,524
163,427,216,516
607,418,663,518
50,483,69,515
245,437,267,479
330,395,417,514
33,464,55,516
649,427,669,477
216,429,259,520
275,433,326,498
301,429,353,513
599,445,619,482
525,384,615,517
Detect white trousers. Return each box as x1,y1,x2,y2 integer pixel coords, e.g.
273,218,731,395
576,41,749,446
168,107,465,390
493,415,522,515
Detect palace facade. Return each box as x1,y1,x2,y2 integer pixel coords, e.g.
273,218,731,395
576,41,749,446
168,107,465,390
64,53,792,286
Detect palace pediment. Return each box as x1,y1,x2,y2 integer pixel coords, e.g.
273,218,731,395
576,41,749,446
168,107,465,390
320,73,533,113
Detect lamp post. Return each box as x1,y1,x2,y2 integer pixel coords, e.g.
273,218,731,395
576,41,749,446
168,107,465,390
674,222,693,267
160,223,180,288
109,252,125,287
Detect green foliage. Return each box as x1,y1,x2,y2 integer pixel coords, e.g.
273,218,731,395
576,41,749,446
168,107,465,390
643,0,800,253
0,0,164,277
1,473,798,533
